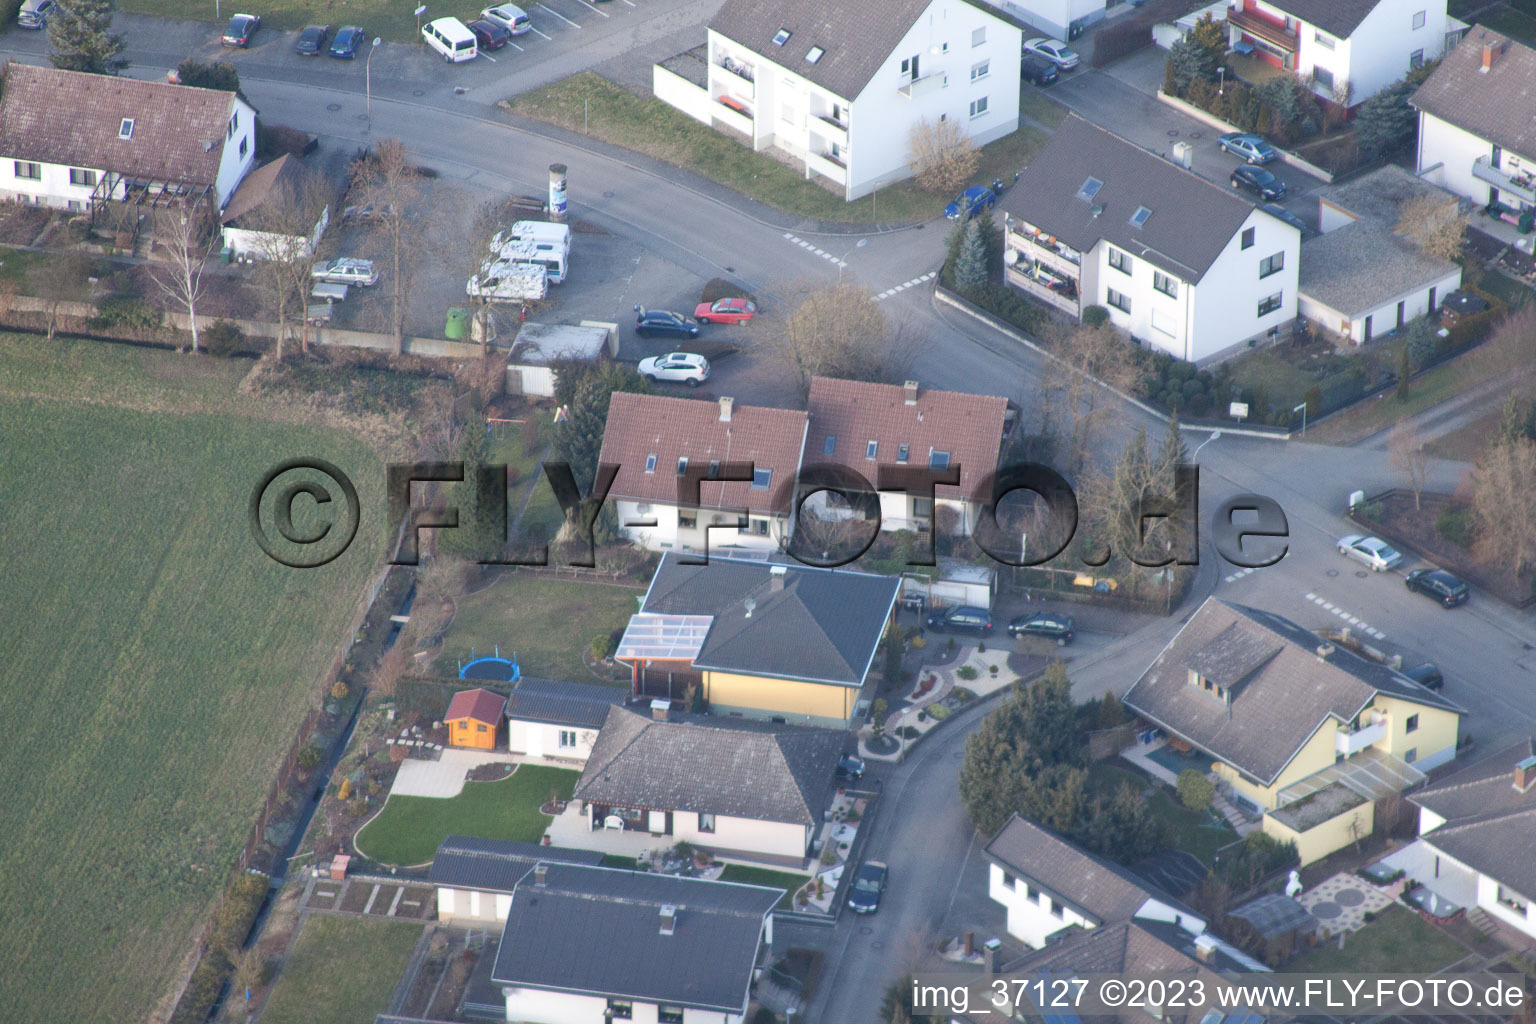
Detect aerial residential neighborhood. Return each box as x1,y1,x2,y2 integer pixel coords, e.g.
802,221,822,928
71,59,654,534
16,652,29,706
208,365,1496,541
6,0,1536,1023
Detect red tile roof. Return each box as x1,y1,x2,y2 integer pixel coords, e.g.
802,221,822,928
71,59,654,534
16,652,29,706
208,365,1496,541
597,393,808,515
445,687,508,725
804,377,1007,496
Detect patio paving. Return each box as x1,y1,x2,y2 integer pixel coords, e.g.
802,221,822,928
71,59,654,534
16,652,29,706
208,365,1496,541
389,749,519,799
1297,871,1395,933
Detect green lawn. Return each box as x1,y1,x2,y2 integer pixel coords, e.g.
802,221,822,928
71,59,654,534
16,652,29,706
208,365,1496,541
434,573,639,681
0,336,383,1024
718,864,812,910
1226,349,1322,413
504,73,1048,224
355,765,579,865
1087,764,1236,865
257,916,423,1024
115,0,492,41
1019,89,1071,130
1289,906,1469,973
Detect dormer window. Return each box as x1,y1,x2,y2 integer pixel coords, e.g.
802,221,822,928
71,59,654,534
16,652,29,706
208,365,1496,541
118,118,135,140
806,46,824,64
773,28,791,46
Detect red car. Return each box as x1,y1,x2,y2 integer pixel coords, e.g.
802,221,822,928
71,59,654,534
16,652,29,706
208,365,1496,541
694,297,757,324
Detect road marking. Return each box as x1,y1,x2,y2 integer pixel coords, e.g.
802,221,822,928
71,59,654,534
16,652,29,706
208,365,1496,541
482,52,497,62
506,39,525,51
537,3,581,27
570,0,610,15
529,25,553,39
783,231,857,270
1222,567,1258,583
1306,593,1386,640
875,271,936,300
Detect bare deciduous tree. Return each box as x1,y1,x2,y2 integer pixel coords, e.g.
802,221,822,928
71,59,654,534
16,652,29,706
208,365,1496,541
352,139,425,355
770,281,926,400
146,205,214,352
1394,194,1466,263
462,195,512,347
247,169,332,359
28,250,93,342
1038,321,1142,474
1470,435,1536,575
907,116,980,195
1387,417,1433,510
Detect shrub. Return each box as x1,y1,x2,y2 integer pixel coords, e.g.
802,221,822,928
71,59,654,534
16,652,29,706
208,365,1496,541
296,744,322,772
169,947,231,1024
87,296,162,334
212,874,268,951
590,633,615,660
952,687,977,701
819,846,838,866
1082,305,1110,328
1176,769,1215,812
203,319,244,357
1355,500,1384,522
976,640,986,653
330,680,350,699
897,725,920,739
1304,384,1322,418
338,777,353,801
1435,508,1474,548
700,277,754,305
256,122,315,160
957,665,979,681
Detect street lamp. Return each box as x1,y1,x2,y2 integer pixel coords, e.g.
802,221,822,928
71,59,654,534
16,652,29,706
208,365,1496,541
1218,67,1225,95
1192,430,1222,461
837,238,867,283
1293,401,1309,437
366,37,383,123
415,5,428,40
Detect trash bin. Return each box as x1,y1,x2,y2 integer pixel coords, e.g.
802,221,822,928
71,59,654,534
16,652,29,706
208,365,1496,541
220,246,233,264
444,307,469,340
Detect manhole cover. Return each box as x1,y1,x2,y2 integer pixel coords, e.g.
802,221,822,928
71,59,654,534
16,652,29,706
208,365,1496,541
454,87,467,95
1189,131,1203,139
1326,569,1339,577
1336,889,1365,907
1311,901,1343,919
859,926,874,935
1355,570,1369,578
413,90,425,97
726,266,736,273
871,941,885,950
357,114,369,122
603,190,615,198
327,103,342,112
1167,129,1180,137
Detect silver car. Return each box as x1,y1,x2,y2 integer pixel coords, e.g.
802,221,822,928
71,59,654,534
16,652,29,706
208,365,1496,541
480,4,532,35
311,257,379,286
1337,534,1402,572
17,0,57,28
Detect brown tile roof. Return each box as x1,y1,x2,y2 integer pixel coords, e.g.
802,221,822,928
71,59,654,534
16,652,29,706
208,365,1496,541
1413,738,1536,825
0,63,239,188
597,393,808,515
804,377,1006,498
1411,28,1536,159
220,155,298,227
445,687,508,725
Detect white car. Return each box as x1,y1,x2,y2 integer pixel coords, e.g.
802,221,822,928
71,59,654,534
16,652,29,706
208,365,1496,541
311,258,379,286
1337,534,1403,572
481,4,532,34
638,352,710,387
1023,37,1081,69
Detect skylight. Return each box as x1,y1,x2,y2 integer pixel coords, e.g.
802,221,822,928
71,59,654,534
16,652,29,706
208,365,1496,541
773,28,791,46
119,118,135,140
806,46,825,63
1076,176,1104,202
1130,205,1153,228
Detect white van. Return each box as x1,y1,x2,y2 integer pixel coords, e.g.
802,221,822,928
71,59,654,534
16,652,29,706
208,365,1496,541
422,17,477,62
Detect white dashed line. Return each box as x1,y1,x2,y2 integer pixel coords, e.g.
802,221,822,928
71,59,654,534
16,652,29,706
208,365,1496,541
1306,593,1387,640
875,271,937,300
1222,567,1258,583
784,232,858,270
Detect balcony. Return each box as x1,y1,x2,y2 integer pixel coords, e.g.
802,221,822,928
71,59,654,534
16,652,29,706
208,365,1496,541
1335,716,1388,757
1006,226,1082,278
1473,156,1536,205
1227,6,1299,53
898,70,946,99
807,150,848,184
712,96,753,136
1006,261,1080,317
716,54,755,83
815,113,848,143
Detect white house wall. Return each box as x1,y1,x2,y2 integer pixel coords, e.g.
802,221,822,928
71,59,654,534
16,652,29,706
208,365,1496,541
615,499,785,553
506,720,600,761
1476,874,1536,940
437,886,513,923
214,97,259,207
1187,209,1300,362
1417,111,1507,205
1338,0,1450,101
987,0,1104,41
671,810,810,860
987,863,1094,948
504,986,741,1023
0,158,105,210
1299,264,1461,343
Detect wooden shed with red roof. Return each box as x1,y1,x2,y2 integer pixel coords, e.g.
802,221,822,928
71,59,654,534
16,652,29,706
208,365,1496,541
446,688,508,750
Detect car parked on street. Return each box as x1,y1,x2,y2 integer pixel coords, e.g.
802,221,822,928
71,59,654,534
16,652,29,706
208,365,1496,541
329,26,367,58
295,25,331,56
311,258,379,286
221,12,261,46
1402,662,1444,691
1021,53,1060,85
1023,37,1080,69
694,297,756,324
1337,534,1402,572
467,19,512,51
1405,568,1469,607
945,185,996,221
481,4,533,34
1262,203,1306,232
925,605,993,636
341,201,396,222
634,307,701,339
637,352,710,386
1230,165,1286,200
17,0,56,28
847,861,888,914
836,754,865,781
1219,132,1278,164
1007,612,1075,645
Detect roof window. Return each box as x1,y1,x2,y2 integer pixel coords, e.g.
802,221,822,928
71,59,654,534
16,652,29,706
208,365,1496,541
119,118,134,140
806,46,824,63
1130,205,1153,228
772,28,792,46
1076,176,1103,203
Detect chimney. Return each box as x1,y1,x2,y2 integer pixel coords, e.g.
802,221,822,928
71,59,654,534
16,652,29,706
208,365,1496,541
533,863,548,887
982,937,1002,975
903,380,919,405
650,699,672,722
1482,41,1502,73
770,564,788,592
659,904,677,935
719,396,734,422
1316,642,1335,660
964,931,975,957
1515,755,1536,792
1194,934,1219,963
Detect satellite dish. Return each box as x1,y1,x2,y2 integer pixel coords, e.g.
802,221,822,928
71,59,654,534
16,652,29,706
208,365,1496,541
1003,249,1019,266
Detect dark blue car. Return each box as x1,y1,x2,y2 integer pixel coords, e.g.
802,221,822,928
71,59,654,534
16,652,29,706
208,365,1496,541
945,185,996,221
295,25,330,56
330,26,367,58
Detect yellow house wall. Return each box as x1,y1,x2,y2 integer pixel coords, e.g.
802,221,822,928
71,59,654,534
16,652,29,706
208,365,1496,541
1214,720,1338,811
1369,694,1459,764
703,671,856,719
1263,799,1375,867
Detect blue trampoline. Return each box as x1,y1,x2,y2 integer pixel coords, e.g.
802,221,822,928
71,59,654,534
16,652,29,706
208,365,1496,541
459,646,520,683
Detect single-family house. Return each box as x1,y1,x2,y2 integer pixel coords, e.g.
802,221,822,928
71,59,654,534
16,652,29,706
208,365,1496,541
445,687,508,750
219,154,329,261
571,703,845,863
1123,598,1464,865
1412,28,1536,216
1224,0,1464,105
804,377,1009,535
0,62,257,214
503,677,625,763
598,393,809,553
652,0,1022,200
429,835,603,924
999,116,1301,364
1378,739,1536,941
487,863,781,1024
615,551,900,727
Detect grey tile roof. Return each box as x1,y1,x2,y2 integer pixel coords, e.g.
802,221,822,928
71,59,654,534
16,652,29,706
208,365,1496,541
490,863,780,1012
1000,919,1240,985
997,115,1257,283
427,836,603,894
575,705,846,824
1412,29,1536,159
1182,622,1283,693
1123,598,1462,786
1319,165,1458,226
1229,892,1318,940
708,0,933,102
1259,0,1380,38
504,677,626,729
1299,220,1460,318
1421,808,1536,901
638,552,899,686
1413,739,1536,824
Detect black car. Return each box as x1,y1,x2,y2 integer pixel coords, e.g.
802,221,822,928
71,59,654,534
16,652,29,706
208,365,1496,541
1230,165,1286,200
634,306,701,339
295,25,331,56
846,860,888,914
468,19,512,50
329,25,367,58
925,605,993,636
1405,568,1469,607
222,13,261,47
1008,611,1075,645
1021,54,1060,85
836,754,865,781
1402,662,1444,691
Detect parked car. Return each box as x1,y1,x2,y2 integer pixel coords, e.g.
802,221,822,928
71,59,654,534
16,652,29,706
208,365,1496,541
17,0,56,28
295,25,331,55
694,297,757,324
847,861,888,914
340,202,396,221
1023,37,1080,69
1230,165,1287,200
634,307,701,339
221,12,261,46
329,25,367,58
1262,203,1306,232
1021,53,1060,85
481,4,533,34
836,754,865,781
1007,612,1075,645
1401,662,1444,691
925,605,993,636
311,258,379,286
1405,568,1469,607
1337,534,1403,572
467,19,512,51
637,352,710,386
945,185,996,221
1219,132,1279,164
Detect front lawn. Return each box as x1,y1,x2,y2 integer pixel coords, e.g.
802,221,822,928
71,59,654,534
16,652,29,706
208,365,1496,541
1289,906,1468,973
1087,764,1236,865
256,916,422,1024
718,864,812,910
355,765,578,865
1019,89,1070,130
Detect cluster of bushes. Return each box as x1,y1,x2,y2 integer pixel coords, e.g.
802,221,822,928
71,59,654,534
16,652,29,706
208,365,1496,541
87,296,162,334
1213,830,1298,888
169,873,270,1024
1435,507,1474,548
1138,353,1222,418
939,216,1043,336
